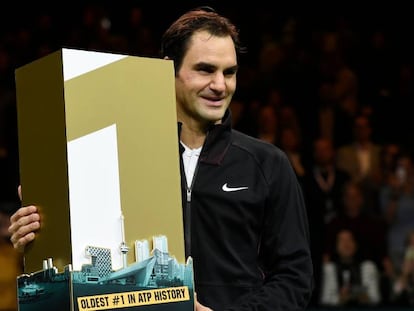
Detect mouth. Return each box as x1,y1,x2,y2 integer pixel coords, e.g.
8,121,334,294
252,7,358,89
202,96,225,108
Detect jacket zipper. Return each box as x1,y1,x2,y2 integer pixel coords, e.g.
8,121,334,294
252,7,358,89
184,160,200,257
181,128,209,257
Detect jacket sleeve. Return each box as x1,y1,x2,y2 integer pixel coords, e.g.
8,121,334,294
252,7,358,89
227,151,314,310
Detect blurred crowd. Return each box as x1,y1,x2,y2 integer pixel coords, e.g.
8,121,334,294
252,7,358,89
1,3,414,310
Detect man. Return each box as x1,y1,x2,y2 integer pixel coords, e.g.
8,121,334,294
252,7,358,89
9,7,313,310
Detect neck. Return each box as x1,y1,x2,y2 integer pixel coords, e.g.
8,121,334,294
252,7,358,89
177,109,226,149
179,121,208,149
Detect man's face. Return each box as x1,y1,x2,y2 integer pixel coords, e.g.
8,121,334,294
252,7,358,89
175,30,238,128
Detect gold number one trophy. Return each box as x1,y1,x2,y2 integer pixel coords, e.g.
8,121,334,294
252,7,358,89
15,48,194,311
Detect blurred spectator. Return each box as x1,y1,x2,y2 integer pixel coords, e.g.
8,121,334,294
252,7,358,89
380,151,414,274
320,229,381,306
379,143,402,186
302,137,351,306
278,105,301,139
392,230,414,306
336,114,383,214
125,6,158,57
324,181,389,272
316,30,359,147
304,137,351,225
256,104,278,145
279,126,306,181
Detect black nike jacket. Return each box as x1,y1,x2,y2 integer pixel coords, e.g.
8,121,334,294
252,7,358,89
178,110,314,310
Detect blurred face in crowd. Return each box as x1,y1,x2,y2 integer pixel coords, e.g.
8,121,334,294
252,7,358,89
342,183,364,218
337,229,357,261
313,138,335,166
394,154,414,188
353,116,372,143
175,30,238,130
258,105,278,134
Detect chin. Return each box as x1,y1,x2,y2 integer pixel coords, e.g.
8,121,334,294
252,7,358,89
204,107,226,122
207,112,225,124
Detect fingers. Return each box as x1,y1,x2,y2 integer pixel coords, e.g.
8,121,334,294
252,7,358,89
10,205,37,223
9,205,40,252
11,231,37,253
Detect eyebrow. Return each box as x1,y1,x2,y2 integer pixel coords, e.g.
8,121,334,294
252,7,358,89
194,62,238,72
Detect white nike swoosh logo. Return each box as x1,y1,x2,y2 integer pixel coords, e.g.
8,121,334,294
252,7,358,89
222,183,249,192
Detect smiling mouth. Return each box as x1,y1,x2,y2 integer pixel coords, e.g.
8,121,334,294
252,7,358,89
202,96,225,107
205,101,223,108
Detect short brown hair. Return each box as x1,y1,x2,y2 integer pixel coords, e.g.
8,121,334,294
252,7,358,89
160,7,244,74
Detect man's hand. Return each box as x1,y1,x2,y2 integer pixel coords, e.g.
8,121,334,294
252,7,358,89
8,205,40,252
194,293,213,311
196,301,213,311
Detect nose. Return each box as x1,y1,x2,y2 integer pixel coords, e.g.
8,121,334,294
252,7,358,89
210,72,226,93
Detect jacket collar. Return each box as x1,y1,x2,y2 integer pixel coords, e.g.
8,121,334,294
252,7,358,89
178,109,232,165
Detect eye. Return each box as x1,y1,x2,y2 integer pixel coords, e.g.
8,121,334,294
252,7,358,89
224,65,238,77
224,68,237,77
196,64,215,74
